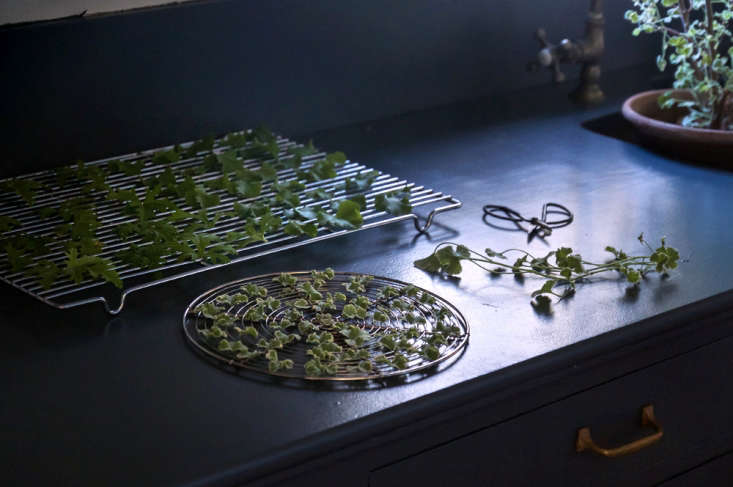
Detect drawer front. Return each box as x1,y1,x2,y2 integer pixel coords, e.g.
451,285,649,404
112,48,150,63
657,451,733,486
370,336,733,487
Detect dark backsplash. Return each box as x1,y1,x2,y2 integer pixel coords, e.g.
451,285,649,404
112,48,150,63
0,0,657,173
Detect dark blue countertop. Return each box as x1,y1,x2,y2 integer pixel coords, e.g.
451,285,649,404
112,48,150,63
2,66,733,486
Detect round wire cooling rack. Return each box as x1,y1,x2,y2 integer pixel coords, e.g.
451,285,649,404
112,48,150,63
183,271,469,381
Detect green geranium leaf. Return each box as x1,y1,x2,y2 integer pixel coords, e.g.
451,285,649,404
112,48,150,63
435,246,465,275
531,279,556,297
325,151,347,165
317,199,363,229
308,188,333,201
342,170,376,191
283,221,319,238
375,190,412,216
413,253,441,273
235,179,262,198
0,215,20,232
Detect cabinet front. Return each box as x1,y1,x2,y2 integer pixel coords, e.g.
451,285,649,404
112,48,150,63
370,336,733,487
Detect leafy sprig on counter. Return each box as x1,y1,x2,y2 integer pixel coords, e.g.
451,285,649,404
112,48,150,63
0,126,415,291
192,270,464,378
414,234,680,308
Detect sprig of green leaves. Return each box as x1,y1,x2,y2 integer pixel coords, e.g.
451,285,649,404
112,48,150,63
415,234,681,307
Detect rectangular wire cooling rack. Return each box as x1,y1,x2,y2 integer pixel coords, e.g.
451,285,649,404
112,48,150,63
0,131,461,314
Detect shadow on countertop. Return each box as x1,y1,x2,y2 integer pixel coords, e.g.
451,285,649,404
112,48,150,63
581,112,638,144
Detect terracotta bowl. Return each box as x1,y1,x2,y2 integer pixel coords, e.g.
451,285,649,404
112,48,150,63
621,89,733,167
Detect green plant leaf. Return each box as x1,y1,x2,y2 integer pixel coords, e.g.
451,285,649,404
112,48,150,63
325,151,347,165
234,179,262,198
0,215,20,232
308,188,333,201
64,248,122,288
2,178,43,205
346,194,367,210
342,170,377,191
151,148,180,165
318,199,363,229
375,190,412,216
29,260,60,289
434,246,466,275
531,279,556,297
413,253,441,273
283,221,318,238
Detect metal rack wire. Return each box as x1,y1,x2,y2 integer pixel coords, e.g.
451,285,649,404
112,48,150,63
0,132,461,314
183,272,469,381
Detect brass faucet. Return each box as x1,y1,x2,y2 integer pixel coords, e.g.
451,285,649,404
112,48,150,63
529,0,605,104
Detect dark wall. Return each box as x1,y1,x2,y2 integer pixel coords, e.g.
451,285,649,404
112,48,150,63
0,0,656,172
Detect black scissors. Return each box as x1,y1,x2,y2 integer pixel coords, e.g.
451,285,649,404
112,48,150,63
482,202,573,243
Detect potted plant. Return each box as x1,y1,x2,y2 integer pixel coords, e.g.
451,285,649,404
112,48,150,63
622,0,733,164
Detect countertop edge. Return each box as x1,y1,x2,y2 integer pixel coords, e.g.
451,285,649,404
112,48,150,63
186,289,733,487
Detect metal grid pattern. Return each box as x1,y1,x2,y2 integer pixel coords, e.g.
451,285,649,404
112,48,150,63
183,272,469,381
0,132,460,313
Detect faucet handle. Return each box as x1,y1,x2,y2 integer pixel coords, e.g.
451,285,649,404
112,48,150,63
529,28,567,83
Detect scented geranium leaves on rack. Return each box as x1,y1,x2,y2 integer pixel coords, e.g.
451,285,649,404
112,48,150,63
0,125,460,301
335,199,364,226
190,234,237,264
258,162,278,181
281,142,316,170
188,184,220,210
283,221,319,238
317,199,364,229
302,156,342,182
375,189,412,216
201,153,221,173
30,260,61,290
292,140,317,156
186,270,469,380
272,180,306,208
344,194,367,210
307,188,333,201
234,179,262,199
218,150,241,174
224,132,249,149
290,206,321,221
325,151,347,165
64,248,122,288
242,138,280,161
147,166,179,196
151,148,180,165
184,135,215,158
1,178,43,205
3,238,36,272
342,170,377,192
232,201,271,220
203,243,238,265
108,159,146,177
55,166,75,187
240,211,282,244
0,215,20,232
117,242,170,270
306,162,336,181
284,140,317,169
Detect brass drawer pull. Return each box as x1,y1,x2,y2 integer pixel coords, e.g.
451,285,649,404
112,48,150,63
576,404,663,458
